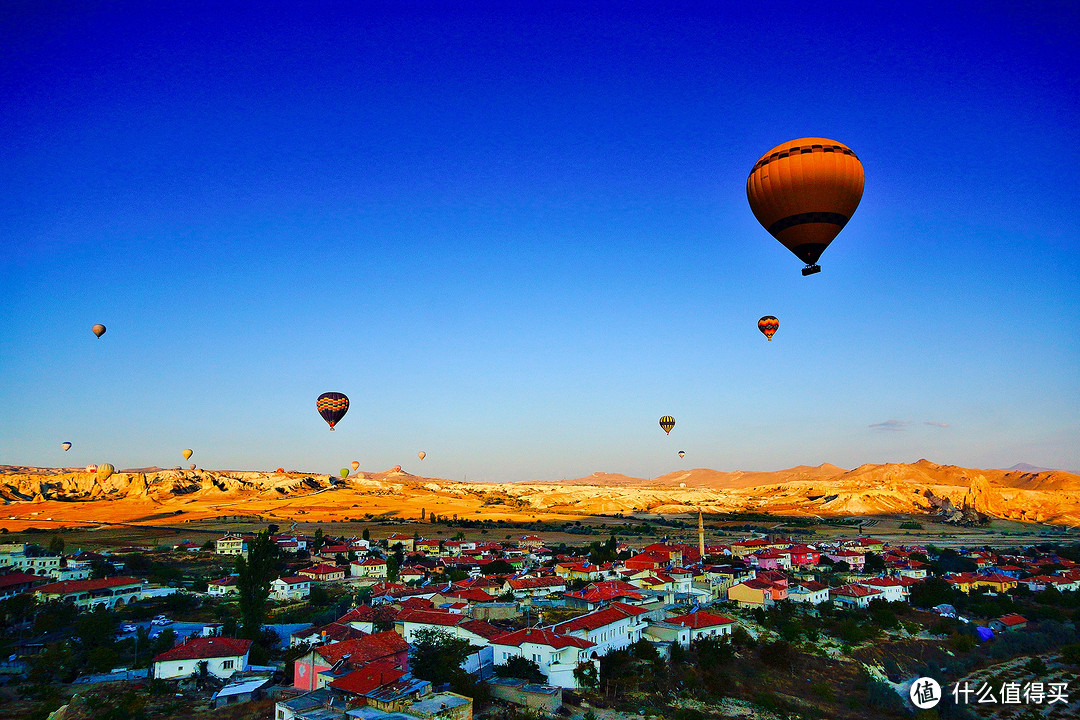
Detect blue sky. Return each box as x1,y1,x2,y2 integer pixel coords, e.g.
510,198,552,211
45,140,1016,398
2,2,1078,481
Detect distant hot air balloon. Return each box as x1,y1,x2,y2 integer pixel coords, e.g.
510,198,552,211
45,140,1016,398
417,451,426,461
182,449,193,460
758,316,779,341
85,464,98,474
659,416,676,434
316,392,349,430
92,324,106,338
189,464,196,470
61,442,72,451
391,465,402,473
340,468,350,478
747,138,864,275
276,467,285,473
351,461,360,471
97,463,115,481
678,450,685,459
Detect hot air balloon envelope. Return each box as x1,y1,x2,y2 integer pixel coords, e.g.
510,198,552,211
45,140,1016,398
61,442,72,451
86,464,98,474
97,463,115,481
182,449,193,460
678,451,685,458
417,451,426,460
276,467,285,473
758,316,779,341
340,468,350,478
747,138,864,275
351,461,360,471
317,392,349,430
659,416,676,434
92,324,106,338
189,464,196,470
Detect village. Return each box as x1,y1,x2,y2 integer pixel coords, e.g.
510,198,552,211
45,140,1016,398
1,516,1079,720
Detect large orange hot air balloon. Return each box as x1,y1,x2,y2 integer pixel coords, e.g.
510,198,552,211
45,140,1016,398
747,138,864,275
758,316,779,341
659,416,675,434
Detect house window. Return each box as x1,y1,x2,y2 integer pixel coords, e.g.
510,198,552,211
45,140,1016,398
222,660,234,670
178,666,183,672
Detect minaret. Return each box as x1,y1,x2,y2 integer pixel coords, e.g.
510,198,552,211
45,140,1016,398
698,509,705,561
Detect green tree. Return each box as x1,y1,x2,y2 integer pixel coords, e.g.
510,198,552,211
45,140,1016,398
573,661,599,690
493,656,546,683
409,628,478,686
49,535,65,555
387,543,404,583
236,529,277,640
909,576,957,609
482,559,515,575
362,528,370,541
312,527,325,553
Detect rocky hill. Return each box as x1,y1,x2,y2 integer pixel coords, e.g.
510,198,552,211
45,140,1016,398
3,460,1079,526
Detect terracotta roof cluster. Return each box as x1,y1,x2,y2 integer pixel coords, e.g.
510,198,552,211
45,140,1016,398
554,602,648,635
329,660,406,694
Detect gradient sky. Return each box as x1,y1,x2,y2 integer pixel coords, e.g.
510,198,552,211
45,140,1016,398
2,2,1078,481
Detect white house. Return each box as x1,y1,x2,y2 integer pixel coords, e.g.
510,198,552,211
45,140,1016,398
490,628,597,689
216,534,248,557
271,576,312,601
856,576,909,603
830,583,883,609
207,576,240,597
152,637,252,680
551,602,649,658
787,580,830,605
665,611,735,642
351,558,388,579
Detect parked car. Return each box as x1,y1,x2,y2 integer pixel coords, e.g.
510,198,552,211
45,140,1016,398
120,624,137,633
151,616,173,626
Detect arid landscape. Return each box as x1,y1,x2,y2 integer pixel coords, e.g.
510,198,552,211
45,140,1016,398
4,459,1080,532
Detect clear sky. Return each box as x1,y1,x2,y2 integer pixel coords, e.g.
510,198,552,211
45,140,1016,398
2,2,1078,481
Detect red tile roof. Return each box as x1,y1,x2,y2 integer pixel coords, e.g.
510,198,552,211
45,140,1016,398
995,613,1028,627
492,627,594,650
667,611,736,629
396,609,463,627
316,631,409,665
328,661,405,695
35,576,143,595
154,637,251,663
553,602,648,635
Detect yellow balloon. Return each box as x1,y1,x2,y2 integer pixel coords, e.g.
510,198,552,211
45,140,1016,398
97,463,115,481
182,449,193,460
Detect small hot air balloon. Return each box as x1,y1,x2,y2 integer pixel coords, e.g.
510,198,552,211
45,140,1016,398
189,464,196,470
758,316,779,341
659,416,676,434
97,463,115,481
747,138,864,275
391,465,402,473
182,449,193,460
92,324,106,338
417,451,426,461
61,442,72,451
678,450,685,459
340,468,350,478
276,467,286,473
85,464,98,474
317,392,349,430
351,461,360,471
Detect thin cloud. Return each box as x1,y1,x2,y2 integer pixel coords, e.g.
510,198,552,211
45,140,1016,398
924,421,950,428
870,419,910,432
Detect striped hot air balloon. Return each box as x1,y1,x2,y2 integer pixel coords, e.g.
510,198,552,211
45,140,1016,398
747,138,864,275
316,392,349,430
97,463,115,481
758,316,779,341
659,416,676,434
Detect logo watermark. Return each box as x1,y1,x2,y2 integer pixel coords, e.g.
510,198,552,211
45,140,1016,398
909,677,1070,708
